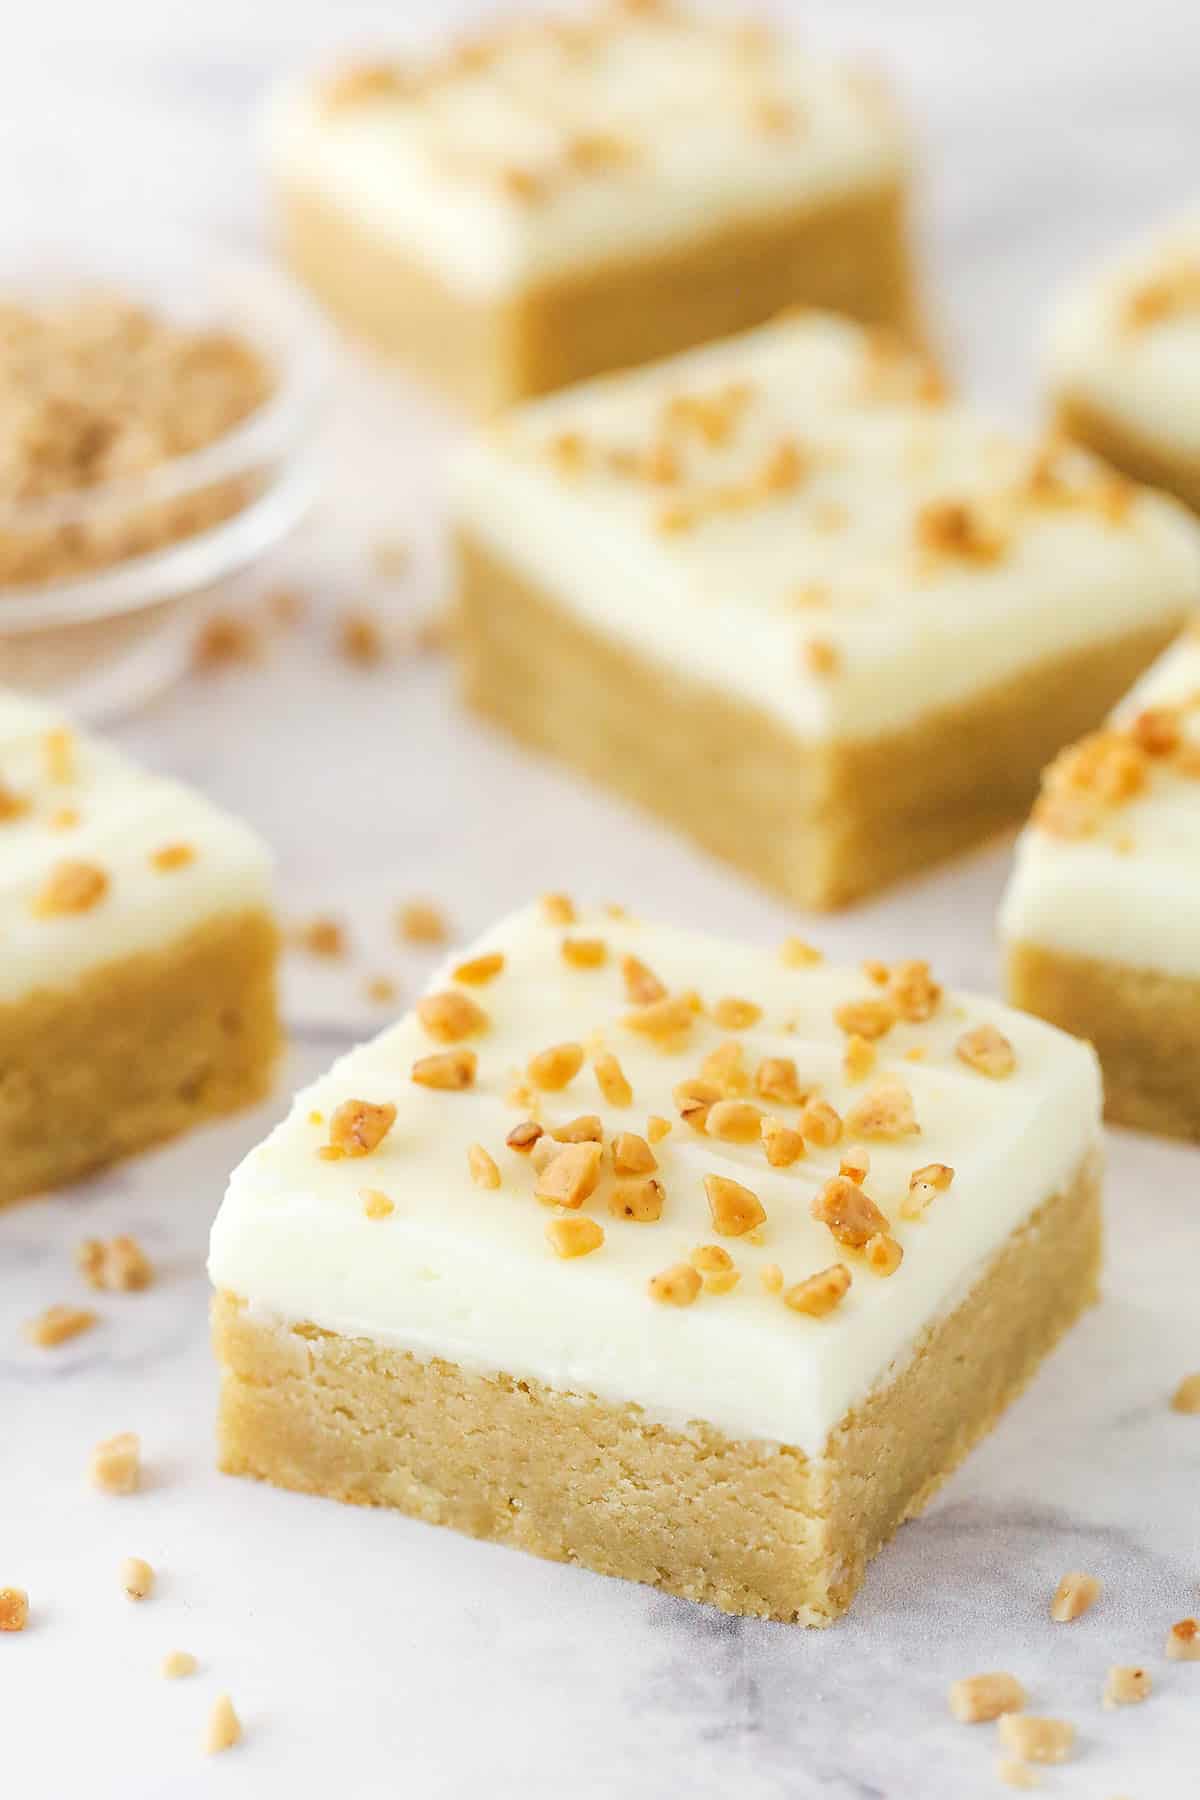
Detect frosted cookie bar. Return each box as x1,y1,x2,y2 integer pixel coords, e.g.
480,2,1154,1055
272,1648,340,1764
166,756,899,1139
1049,214,1200,513
455,313,1200,909
268,2,918,412
210,899,1102,1625
1001,624,1200,1142
0,689,280,1206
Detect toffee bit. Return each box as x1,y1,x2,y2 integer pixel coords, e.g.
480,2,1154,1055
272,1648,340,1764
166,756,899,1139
561,936,608,969
810,1176,890,1249
593,1052,633,1108
901,1162,954,1221
0,1588,29,1632
89,1432,140,1496
956,1023,1017,1078
24,1304,98,1348
888,959,942,1021
411,1049,476,1090
362,1189,394,1219
453,951,504,985
545,1216,604,1259
396,900,449,945
528,1042,585,1091
417,990,489,1043
505,1120,543,1154
611,1131,656,1175
327,1098,396,1158
704,1174,766,1238
995,1716,1074,1764
33,860,108,917
705,1099,763,1143
948,1673,1027,1724
621,953,667,1005
783,1264,851,1317
540,892,576,925
1050,1571,1101,1623
701,1040,749,1095
533,1142,603,1209
648,1263,701,1307
623,992,696,1050
608,1176,664,1222
761,1117,805,1168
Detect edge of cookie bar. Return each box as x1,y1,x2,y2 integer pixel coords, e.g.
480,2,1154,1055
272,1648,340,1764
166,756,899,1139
1055,390,1200,516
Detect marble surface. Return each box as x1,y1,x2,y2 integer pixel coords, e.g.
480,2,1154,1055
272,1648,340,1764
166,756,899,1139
3,2,1200,1796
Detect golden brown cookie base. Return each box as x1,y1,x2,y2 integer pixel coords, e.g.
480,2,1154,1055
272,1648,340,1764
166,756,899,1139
278,176,921,414
213,1156,1100,1625
1054,391,1200,516
455,533,1183,909
0,908,281,1208
1006,940,1200,1142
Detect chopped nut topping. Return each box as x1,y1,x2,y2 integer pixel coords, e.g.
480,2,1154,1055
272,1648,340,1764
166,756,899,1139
887,959,942,1021
33,859,108,917
647,1115,671,1144
0,782,29,821
551,1115,603,1143
704,1173,766,1237
996,1760,1039,1790
1166,1617,1200,1660
799,1098,843,1146
1170,1372,1200,1412
802,638,841,677
162,1650,197,1679
412,1049,477,1091
780,936,823,967
1050,1570,1101,1622
150,842,196,872
611,1132,656,1175
417,990,488,1043
337,607,387,666
593,1052,633,1108
948,1672,1027,1724
996,1716,1074,1765
540,892,576,925
327,1099,396,1158
623,992,696,1050
364,975,398,1006
528,1042,585,1090
834,997,895,1040
1130,705,1181,757
700,1040,749,1095
956,1023,1017,1078
89,1431,140,1495
43,727,75,782
705,1099,764,1143
396,900,449,945
1104,1665,1151,1708
608,1177,664,1222
76,1234,153,1291
689,1244,739,1295
529,1134,564,1173
534,1141,603,1209
506,1120,543,1154
901,1162,955,1221
452,951,504,985
711,995,762,1031
621,953,667,1004
206,1694,242,1756
783,1263,852,1317
467,1144,501,1189
120,1557,154,1601
811,1176,890,1248
321,60,408,109
545,1215,604,1259
561,936,608,969
761,1117,805,1167
648,1262,702,1307
295,916,346,958
760,1263,784,1295
844,1077,920,1140
0,1588,29,1632
864,1233,903,1277
193,614,258,670
842,1034,876,1083
362,1189,394,1219
838,1146,871,1186
24,1303,98,1348
754,1056,805,1106
915,497,1004,562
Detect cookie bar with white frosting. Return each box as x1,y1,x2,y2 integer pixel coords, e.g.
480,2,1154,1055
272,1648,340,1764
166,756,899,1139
1001,622,1200,1142
210,898,1102,1624
455,311,1200,908
0,687,279,1206
268,1,918,411
1048,213,1200,513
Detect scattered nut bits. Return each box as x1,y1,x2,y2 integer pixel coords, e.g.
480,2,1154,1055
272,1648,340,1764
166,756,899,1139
540,892,576,925
1050,1571,1101,1622
799,1099,842,1146
545,1216,604,1259
417,990,488,1043
948,1673,1027,1724
1104,1665,1151,1707
811,1176,889,1249
621,954,667,1004
326,1098,396,1158
646,1115,671,1145
0,1588,29,1632
611,1132,657,1175
467,1143,501,1189
608,1177,664,1222
705,1099,763,1143
24,1304,98,1348
43,728,75,782
206,1694,242,1755
760,1263,784,1295
901,1162,954,1221
755,1056,804,1105
834,997,895,1040
505,1120,543,1153
864,1232,903,1277
704,1173,767,1237
648,1263,702,1307
561,936,608,969
843,1034,876,1082
624,992,697,1049
783,1264,852,1317
689,1245,739,1295
956,1023,1017,1078
412,1049,476,1090
1170,1372,1200,1413
295,916,346,958
76,1235,153,1292
362,1189,394,1219
712,995,761,1029
534,1142,603,1210
995,1760,1039,1791
33,860,109,917
150,842,196,872
162,1650,197,1679
120,1557,154,1601
844,1077,920,1140
528,1042,585,1091
1166,1618,1200,1660
780,936,823,967
397,901,449,945
453,951,504,985
761,1117,805,1167
995,1715,1074,1765
337,607,387,666
593,1052,633,1108
89,1432,140,1495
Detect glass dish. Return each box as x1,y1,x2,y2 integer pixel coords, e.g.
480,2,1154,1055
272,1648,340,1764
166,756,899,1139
0,218,328,720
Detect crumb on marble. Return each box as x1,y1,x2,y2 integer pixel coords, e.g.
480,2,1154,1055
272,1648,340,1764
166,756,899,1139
120,1557,154,1601
1050,1570,1101,1623
24,1303,98,1348
89,1431,141,1496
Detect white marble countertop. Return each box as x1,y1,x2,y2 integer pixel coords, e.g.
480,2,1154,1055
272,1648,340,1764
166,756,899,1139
3,3,1200,1796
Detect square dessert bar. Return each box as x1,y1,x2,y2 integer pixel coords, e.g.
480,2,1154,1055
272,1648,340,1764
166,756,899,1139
210,899,1102,1625
0,689,280,1207
1002,622,1200,1142
268,3,919,412
1048,215,1200,514
455,313,1200,909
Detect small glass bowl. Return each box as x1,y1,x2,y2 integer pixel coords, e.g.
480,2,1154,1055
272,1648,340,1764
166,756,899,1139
0,221,328,720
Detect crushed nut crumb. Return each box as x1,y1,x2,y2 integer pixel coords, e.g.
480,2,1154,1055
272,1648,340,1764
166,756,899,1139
704,1173,766,1237
89,1432,140,1495
120,1557,154,1601
545,1215,604,1258
24,1303,98,1347
150,843,196,872
411,1049,476,1090
362,1189,394,1219
540,892,576,925
611,1131,656,1175
550,1115,603,1144
623,992,697,1050
621,953,667,1004
206,1694,242,1755
646,1115,671,1144
593,1052,633,1108
956,1023,1017,1078
452,951,504,985
648,1262,702,1307
295,916,346,958
0,1588,29,1631
1050,1571,1101,1622
760,1263,784,1295
754,1056,805,1106
705,1099,764,1143
534,1141,603,1209
799,1098,843,1147
689,1245,739,1295
711,995,762,1030
1104,1665,1151,1707
844,1077,920,1140
996,1715,1074,1764
901,1162,954,1221
761,1117,805,1167
783,1264,852,1317
33,859,108,917
834,997,896,1040
561,935,608,969
1166,1618,1200,1660
948,1673,1027,1724
1170,1372,1200,1413
843,1034,876,1083
811,1176,890,1248
162,1650,197,1679
417,989,488,1043
397,900,449,945
505,1120,543,1154
780,936,823,967
608,1176,664,1222
76,1235,153,1292
528,1042,585,1091
326,1098,396,1158
864,1232,903,1277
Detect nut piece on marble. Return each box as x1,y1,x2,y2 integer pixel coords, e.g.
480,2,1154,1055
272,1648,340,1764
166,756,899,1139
88,1432,141,1496
948,1673,1027,1723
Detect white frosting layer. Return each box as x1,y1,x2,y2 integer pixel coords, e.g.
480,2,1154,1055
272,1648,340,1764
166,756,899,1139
0,688,274,1004
1048,213,1200,458
455,314,1200,742
1000,628,1200,978
209,903,1101,1454
267,10,906,296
